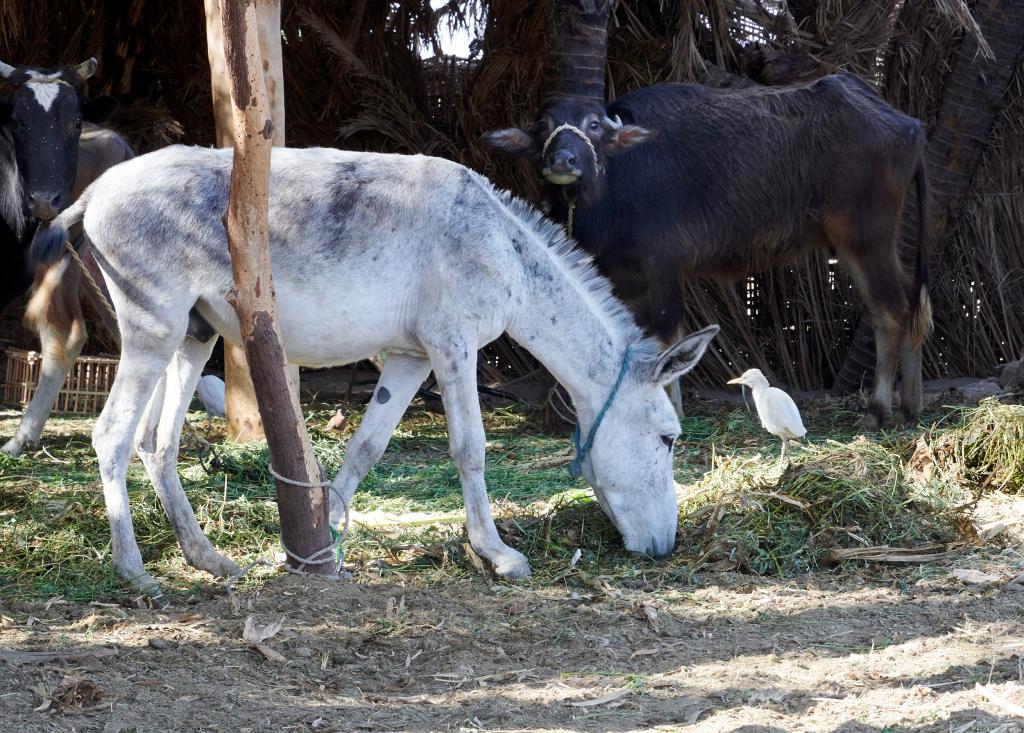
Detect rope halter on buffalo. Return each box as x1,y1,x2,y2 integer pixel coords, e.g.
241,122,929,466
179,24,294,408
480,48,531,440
539,117,621,239
541,122,601,179
567,345,633,480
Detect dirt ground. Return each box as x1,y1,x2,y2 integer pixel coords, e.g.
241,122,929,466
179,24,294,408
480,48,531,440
2,559,1023,733
3,376,1024,732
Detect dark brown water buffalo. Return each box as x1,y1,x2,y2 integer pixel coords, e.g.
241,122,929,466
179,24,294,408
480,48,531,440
0,58,133,455
486,73,931,429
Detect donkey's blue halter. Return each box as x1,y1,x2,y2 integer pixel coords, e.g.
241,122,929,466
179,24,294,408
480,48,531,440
567,346,634,480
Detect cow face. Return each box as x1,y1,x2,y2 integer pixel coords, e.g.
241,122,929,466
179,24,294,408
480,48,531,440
0,58,118,220
485,97,655,191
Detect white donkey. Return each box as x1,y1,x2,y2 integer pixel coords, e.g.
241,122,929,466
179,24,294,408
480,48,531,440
34,145,718,593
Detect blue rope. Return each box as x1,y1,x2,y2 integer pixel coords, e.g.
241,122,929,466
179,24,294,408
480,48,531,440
567,346,633,480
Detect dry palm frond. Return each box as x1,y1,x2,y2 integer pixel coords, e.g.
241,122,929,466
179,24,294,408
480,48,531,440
932,0,994,60
0,0,1017,390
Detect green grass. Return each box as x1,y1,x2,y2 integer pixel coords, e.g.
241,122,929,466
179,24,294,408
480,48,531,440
0,396,1020,603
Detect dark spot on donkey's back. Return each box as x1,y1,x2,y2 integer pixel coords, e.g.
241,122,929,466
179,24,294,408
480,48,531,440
376,386,391,404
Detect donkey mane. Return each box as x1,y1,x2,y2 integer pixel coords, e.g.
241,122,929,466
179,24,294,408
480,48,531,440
472,174,662,363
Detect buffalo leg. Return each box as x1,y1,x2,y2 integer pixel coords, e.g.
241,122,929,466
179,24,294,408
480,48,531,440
328,354,432,528
828,209,910,430
645,275,686,417
844,255,910,431
135,336,240,579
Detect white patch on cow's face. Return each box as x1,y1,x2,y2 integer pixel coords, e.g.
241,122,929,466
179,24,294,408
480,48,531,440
24,71,64,112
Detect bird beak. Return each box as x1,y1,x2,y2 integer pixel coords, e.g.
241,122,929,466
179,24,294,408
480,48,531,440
727,377,744,385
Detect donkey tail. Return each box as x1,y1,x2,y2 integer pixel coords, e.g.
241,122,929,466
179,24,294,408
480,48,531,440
29,196,87,269
908,157,933,350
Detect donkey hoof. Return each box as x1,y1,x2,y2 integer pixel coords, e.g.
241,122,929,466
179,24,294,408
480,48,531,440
124,571,162,597
492,549,532,579
207,555,242,580
187,549,241,579
1,439,24,457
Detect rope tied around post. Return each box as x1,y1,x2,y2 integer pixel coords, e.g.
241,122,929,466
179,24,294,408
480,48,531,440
267,462,350,574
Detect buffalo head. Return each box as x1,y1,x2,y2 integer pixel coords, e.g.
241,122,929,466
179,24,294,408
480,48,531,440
0,58,118,220
485,97,655,198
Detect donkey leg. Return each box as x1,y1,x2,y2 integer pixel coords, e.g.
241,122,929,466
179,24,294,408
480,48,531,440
92,303,186,593
428,339,530,578
135,337,239,578
93,342,179,593
328,354,432,527
3,260,86,456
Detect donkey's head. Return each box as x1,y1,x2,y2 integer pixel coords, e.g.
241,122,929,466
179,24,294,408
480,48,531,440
485,97,655,201
0,58,118,220
578,325,718,559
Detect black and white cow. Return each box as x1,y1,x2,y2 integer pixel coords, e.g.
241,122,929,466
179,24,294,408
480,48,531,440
1,58,132,455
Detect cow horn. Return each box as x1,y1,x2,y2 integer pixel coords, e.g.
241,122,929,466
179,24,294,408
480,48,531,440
0,61,15,79
601,115,623,131
74,58,97,79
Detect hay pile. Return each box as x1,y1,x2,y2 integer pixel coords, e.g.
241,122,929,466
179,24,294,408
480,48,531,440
910,400,1024,495
677,400,1023,575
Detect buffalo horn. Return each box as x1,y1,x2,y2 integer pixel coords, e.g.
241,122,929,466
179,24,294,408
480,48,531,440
601,115,623,131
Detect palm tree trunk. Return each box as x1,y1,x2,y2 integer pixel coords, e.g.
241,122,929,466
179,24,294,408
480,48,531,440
544,0,612,100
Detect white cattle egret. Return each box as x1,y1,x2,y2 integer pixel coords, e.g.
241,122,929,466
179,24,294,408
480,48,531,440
727,368,806,467
195,374,226,418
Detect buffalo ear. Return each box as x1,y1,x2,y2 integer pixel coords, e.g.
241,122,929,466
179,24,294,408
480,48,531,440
644,325,719,387
82,95,119,123
0,99,11,124
483,128,540,158
604,125,656,155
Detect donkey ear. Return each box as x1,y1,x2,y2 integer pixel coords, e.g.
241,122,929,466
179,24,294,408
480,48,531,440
646,325,719,387
82,95,119,123
604,125,656,155
483,128,540,158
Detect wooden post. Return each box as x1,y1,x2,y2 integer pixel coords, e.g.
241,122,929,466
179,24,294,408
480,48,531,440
216,0,335,575
205,0,296,442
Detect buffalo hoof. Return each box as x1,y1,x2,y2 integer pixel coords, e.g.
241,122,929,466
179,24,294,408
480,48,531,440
854,412,883,432
891,407,919,428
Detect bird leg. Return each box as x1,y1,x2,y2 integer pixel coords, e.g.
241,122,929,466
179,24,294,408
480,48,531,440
779,439,789,470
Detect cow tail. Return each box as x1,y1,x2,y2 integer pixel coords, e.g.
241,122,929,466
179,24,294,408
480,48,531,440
28,197,87,269
24,197,89,331
908,157,933,350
